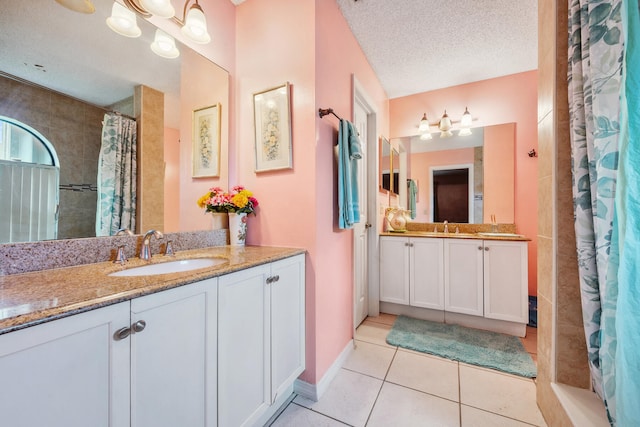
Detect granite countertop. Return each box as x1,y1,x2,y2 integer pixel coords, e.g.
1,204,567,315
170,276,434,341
0,245,305,335
379,231,531,241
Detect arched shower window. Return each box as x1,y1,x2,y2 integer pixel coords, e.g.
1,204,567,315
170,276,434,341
0,116,60,243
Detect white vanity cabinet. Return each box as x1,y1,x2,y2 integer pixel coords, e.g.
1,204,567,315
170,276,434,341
444,238,484,316
380,234,529,336
0,302,131,427
380,236,444,310
130,278,218,427
483,240,528,323
0,279,219,427
218,254,305,427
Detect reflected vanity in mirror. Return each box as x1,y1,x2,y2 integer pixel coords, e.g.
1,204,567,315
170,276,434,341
0,1,229,243
379,137,400,196
392,123,515,224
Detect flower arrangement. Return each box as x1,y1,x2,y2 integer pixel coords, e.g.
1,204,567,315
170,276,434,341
197,186,259,215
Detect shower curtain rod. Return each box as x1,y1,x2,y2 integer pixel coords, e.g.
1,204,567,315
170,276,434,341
318,108,342,121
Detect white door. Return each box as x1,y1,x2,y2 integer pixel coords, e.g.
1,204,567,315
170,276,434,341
353,99,369,327
130,279,217,427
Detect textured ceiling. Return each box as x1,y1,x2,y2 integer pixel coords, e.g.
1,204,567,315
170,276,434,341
335,0,538,98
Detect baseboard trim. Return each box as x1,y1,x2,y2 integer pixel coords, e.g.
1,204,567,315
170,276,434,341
294,339,354,402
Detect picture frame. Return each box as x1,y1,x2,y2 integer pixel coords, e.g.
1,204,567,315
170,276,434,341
192,103,221,178
253,82,292,172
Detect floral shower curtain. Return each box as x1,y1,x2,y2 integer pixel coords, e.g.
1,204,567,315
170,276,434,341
568,0,640,424
96,113,137,236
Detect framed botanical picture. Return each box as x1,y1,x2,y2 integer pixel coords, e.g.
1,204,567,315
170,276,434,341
192,103,221,178
253,82,292,172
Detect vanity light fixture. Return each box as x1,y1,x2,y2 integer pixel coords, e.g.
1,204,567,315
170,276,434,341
417,107,475,139
116,0,212,45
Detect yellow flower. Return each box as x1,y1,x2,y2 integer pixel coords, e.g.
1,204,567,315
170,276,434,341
197,193,209,208
231,193,249,208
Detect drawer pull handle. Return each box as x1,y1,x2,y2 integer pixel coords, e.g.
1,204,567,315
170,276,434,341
133,320,146,333
114,327,131,341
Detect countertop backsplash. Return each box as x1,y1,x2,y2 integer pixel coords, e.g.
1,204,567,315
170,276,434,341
0,229,228,276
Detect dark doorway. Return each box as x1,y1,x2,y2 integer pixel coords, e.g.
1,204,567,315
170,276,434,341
433,168,469,223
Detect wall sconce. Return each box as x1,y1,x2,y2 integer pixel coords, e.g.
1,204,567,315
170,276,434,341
105,0,212,58
417,107,475,139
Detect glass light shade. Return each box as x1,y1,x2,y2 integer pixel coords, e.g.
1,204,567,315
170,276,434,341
460,107,473,128
151,29,180,59
418,113,430,132
458,128,473,136
439,130,454,138
55,0,95,13
419,132,433,140
181,5,211,44
438,110,452,132
106,2,141,38
140,0,175,18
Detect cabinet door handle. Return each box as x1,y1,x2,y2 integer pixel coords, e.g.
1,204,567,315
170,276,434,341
132,320,146,333
405,242,409,247
478,246,483,250
114,327,131,341
484,247,490,251
266,275,281,284
274,275,280,282
409,243,414,247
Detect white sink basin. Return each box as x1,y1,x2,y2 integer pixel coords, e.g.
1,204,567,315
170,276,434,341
478,232,524,238
109,258,227,277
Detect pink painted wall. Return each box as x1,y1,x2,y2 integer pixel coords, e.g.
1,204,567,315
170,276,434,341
314,0,388,383
410,148,475,222
236,0,388,384
164,127,180,232
484,123,515,223
390,71,538,295
178,48,230,232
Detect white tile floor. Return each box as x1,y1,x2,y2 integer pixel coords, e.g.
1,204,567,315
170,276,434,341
270,315,545,427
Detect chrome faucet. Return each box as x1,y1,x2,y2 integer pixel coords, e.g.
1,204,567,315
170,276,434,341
116,228,134,236
443,220,449,233
140,230,164,261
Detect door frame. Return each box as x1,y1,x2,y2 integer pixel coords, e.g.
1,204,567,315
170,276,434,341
352,75,379,321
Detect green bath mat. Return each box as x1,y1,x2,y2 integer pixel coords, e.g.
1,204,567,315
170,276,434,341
386,315,537,378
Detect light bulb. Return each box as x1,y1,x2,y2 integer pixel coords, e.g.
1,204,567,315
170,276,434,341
418,113,429,132
106,2,141,38
438,110,452,132
181,4,211,44
461,107,472,128
151,29,180,59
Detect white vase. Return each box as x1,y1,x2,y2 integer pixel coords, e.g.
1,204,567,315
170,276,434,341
211,212,229,230
228,212,248,246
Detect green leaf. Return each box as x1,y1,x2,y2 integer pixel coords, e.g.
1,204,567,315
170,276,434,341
590,3,612,26
597,177,616,198
604,27,621,45
590,24,607,44
600,152,619,170
596,199,609,218
578,174,592,192
610,2,622,22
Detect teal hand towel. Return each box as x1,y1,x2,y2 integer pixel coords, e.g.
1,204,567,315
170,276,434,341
407,179,417,219
338,119,362,229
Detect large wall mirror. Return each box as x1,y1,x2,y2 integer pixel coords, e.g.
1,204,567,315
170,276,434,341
393,123,515,224
0,1,229,243
379,136,399,196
